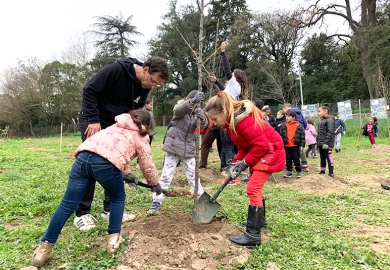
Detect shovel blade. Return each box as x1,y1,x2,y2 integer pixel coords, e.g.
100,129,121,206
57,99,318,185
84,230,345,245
192,192,220,224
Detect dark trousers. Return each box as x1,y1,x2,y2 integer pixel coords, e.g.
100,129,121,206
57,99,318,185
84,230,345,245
76,113,111,216
220,129,237,168
285,146,301,172
305,144,316,157
199,126,222,168
319,147,334,174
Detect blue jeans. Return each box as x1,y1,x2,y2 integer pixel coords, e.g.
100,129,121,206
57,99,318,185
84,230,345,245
41,151,126,244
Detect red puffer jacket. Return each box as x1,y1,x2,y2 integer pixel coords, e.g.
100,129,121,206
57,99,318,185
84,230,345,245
227,103,285,173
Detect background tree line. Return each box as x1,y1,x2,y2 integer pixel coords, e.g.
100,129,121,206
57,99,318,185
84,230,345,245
0,0,389,135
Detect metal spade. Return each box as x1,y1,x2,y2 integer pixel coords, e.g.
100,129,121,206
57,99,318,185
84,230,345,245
192,174,232,224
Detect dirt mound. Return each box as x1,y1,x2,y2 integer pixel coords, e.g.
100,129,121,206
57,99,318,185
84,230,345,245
276,173,390,194
277,174,352,193
112,211,259,270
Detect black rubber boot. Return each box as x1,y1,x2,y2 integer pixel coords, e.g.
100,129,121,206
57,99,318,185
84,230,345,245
242,198,267,229
230,205,263,249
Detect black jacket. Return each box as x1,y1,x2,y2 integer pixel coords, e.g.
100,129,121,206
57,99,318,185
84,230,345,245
317,116,335,148
280,121,305,147
80,58,150,129
362,122,378,137
272,116,286,136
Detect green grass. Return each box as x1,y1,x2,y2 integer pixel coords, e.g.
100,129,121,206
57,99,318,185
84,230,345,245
0,125,390,269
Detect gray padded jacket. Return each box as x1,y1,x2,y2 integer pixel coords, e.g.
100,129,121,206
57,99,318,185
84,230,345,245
163,100,208,158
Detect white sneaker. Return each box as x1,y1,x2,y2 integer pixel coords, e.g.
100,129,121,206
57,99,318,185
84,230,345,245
101,211,135,223
74,214,96,232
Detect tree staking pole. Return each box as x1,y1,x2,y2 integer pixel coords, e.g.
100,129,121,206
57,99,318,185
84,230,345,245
193,0,205,204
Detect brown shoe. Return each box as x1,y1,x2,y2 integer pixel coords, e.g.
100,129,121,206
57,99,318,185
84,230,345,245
106,233,124,254
31,241,53,267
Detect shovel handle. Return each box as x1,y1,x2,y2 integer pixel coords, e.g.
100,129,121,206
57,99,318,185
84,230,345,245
210,174,232,202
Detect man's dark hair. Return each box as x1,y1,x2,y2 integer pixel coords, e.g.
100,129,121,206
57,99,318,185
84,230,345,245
286,109,296,118
145,98,152,105
143,57,169,80
254,100,264,110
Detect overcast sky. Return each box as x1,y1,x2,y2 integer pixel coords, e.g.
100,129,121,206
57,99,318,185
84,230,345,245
0,0,351,72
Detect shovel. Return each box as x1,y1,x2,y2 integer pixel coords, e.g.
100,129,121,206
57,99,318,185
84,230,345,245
192,174,232,224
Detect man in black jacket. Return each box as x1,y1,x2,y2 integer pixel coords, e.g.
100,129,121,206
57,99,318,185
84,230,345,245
74,57,169,231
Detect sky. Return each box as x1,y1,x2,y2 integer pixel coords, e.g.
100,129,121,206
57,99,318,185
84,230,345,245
0,0,351,72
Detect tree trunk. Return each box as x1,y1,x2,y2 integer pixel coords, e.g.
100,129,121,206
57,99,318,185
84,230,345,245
29,120,36,138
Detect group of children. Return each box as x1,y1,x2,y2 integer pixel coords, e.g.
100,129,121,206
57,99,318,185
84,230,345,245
31,40,381,267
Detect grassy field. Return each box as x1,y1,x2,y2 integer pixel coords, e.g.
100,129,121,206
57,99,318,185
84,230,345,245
0,119,390,269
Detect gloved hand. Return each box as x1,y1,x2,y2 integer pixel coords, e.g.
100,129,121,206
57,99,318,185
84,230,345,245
123,173,139,189
189,92,204,105
228,160,248,179
194,108,206,123
343,131,346,135
322,144,329,150
152,183,162,195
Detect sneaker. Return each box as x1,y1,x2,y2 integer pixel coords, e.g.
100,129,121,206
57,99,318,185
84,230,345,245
242,175,249,182
74,214,96,232
312,155,317,158
228,177,240,186
335,148,340,153
147,201,161,214
296,172,302,178
319,171,325,174
284,171,293,178
328,173,334,178
302,167,310,172
101,211,136,223
31,241,53,267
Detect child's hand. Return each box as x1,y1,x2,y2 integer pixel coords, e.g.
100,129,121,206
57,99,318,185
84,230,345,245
221,41,227,52
209,76,217,83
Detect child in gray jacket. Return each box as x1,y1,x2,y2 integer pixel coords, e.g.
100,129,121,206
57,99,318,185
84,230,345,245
147,90,208,213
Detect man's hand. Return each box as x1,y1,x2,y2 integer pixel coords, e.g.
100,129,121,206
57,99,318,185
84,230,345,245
322,144,329,150
343,131,346,135
189,92,204,105
85,123,101,138
221,41,227,52
228,160,248,179
123,173,139,189
152,183,162,195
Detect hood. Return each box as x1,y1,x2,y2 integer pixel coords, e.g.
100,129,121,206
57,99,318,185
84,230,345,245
292,107,302,115
115,113,141,131
233,101,255,126
117,57,143,82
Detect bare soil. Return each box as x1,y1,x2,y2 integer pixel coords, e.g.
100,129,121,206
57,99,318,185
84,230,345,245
109,152,390,269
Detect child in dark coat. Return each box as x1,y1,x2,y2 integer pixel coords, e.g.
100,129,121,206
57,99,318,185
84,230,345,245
317,105,335,177
362,117,378,148
280,109,306,178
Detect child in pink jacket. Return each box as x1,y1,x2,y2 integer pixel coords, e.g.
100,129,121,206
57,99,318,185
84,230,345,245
32,109,161,267
305,118,317,158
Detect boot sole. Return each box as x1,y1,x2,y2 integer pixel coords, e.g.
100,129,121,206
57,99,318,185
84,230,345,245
31,256,52,267
229,239,260,249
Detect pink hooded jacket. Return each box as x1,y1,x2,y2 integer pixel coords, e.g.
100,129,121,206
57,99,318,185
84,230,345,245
75,113,159,185
305,123,317,146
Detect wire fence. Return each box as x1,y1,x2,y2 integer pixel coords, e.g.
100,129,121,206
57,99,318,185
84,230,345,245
2,99,389,138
